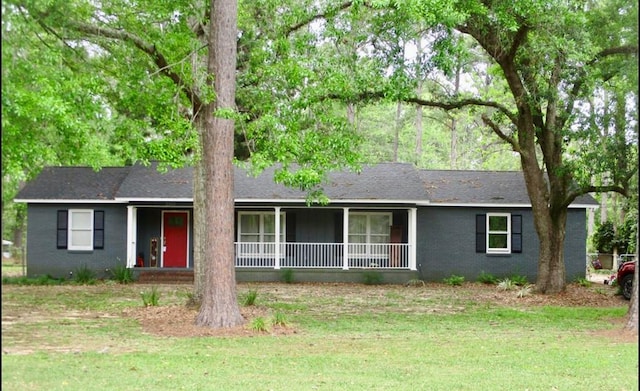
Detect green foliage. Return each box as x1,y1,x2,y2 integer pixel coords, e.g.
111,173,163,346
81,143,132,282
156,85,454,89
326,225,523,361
73,265,97,285
508,274,528,286
575,277,591,288
497,279,516,291
443,275,465,286
593,221,616,253
110,265,134,284
272,312,288,327
477,271,498,285
242,290,258,306
141,287,160,307
362,271,384,285
516,284,534,298
249,317,269,332
405,278,425,287
281,269,294,284
2,275,64,285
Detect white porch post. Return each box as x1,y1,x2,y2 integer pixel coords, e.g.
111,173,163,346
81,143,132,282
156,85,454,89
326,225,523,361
126,206,137,268
409,208,417,271
274,206,281,269
342,207,349,270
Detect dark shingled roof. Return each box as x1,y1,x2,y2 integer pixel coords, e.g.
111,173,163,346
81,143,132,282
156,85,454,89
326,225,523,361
14,166,131,201
15,162,598,207
234,163,427,201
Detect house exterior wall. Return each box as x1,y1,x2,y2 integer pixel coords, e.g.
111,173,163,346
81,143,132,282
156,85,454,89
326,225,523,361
416,206,587,282
25,204,128,279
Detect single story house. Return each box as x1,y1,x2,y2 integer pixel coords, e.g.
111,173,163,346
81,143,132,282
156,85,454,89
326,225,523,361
14,162,597,284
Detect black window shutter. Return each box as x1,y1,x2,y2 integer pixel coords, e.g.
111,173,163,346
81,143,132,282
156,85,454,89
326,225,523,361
57,210,68,249
94,211,105,249
511,214,522,253
475,214,486,253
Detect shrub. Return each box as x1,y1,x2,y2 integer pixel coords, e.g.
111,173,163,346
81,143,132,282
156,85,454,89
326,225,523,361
281,269,294,284
249,317,269,332
516,284,534,298
593,221,616,253
242,289,258,306
477,271,498,285
111,265,134,284
405,278,425,287
273,312,288,327
443,275,465,286
575,277,591,287
362,271,384,285
509,274,528,286
73,265,97,285
2,275,64,285
141,286,160,307
497,278,516,291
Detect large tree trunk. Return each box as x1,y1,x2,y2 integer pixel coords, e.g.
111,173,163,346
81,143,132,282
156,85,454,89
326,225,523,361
191,156,206,304
195,0,244,328
533,208,568,293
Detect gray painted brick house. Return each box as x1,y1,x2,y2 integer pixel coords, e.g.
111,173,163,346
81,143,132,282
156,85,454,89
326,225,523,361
14,162,597,283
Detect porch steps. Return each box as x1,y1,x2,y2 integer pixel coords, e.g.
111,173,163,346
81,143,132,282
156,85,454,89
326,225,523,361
136,270,194,284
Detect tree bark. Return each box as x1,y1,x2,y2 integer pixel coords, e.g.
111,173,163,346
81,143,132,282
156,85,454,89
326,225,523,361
624,224,638,333
195,0,244,328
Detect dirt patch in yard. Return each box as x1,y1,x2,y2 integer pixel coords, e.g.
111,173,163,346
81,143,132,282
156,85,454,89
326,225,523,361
121,281,637,342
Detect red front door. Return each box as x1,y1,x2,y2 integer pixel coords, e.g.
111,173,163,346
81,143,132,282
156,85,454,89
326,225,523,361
162,211,189,268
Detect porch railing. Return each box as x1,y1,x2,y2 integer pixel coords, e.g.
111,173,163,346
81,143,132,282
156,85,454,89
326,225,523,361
235,242,411,269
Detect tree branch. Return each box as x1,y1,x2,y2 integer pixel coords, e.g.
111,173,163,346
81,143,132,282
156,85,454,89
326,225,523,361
480,114,519,152
285,1,355,36
64,20,203,112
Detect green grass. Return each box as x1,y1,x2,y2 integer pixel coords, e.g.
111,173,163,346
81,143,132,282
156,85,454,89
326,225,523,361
1,282,637,391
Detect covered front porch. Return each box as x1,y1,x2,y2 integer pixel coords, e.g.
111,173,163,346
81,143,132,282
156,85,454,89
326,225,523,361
125,205,418,272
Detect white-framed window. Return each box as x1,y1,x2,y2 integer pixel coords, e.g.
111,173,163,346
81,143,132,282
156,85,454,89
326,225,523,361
348,212,392,257
486,213,511,254
68,209,94,251
237,211,285,257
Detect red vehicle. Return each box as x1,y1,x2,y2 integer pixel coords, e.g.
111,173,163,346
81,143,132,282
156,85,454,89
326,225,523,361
617,260,636,300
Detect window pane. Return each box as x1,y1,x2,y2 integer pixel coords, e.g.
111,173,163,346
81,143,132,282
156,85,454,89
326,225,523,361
488,215,507,231
349,215,366,234
348,234,366,244
263,214,275,234
71,211,92,229
70,231,92,247
240,234,259,242
241,215,259,234
370,235,388,244
488,234,508,249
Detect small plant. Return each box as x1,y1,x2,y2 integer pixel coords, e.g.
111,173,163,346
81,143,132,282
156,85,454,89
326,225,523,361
273,312,288,327
111,264,134,284
73,264,97,285
497,278,516,291
508,274,528,286
477,271,498,285
405,278,425,287
443,275,465,286
141,286,160,307
242,289,258,306
516,284,534,298
575,277,591,287
362,271,384,285
249,317,269,332
281,269,294,284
